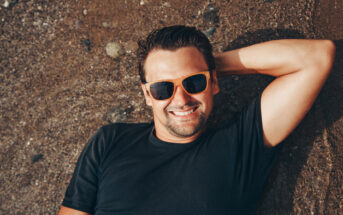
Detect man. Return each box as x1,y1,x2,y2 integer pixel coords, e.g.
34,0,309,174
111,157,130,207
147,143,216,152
59,25,335,215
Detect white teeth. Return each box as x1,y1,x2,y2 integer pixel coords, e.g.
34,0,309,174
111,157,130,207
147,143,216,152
172,109,194,116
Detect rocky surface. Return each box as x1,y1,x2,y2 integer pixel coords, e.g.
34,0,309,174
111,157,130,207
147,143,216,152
0,0,342,214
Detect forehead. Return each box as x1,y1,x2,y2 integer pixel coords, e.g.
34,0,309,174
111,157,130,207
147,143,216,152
144,47,208,82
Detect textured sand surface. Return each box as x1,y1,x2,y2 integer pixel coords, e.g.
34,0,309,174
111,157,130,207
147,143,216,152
0,0,342,214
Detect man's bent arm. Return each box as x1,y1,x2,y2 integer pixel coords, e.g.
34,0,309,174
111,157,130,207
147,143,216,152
58,206,90,215
215,39,335,147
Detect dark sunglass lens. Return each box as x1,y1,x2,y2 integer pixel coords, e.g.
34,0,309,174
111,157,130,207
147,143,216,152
182,74,207,94
150,82,174,100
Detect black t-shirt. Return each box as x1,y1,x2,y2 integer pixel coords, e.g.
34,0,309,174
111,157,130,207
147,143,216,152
62,96,283,215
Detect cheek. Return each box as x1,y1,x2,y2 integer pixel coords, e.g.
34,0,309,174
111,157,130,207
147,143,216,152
198,94,214,112
151,100,169,113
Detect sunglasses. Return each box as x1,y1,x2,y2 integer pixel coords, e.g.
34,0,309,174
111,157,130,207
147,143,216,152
143,71,211,100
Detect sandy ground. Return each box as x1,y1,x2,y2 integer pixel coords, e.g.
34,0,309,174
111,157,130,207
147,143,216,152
0,0,342,214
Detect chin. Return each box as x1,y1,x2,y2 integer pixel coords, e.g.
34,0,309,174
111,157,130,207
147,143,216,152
167,114,206,138
169,126,199,137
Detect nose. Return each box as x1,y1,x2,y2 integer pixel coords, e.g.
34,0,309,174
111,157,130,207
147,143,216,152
170,85,191,105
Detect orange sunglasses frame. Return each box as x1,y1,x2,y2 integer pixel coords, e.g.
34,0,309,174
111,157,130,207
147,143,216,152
143,71,211,101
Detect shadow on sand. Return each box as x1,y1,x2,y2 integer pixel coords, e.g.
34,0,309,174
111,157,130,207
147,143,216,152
209,28,343,214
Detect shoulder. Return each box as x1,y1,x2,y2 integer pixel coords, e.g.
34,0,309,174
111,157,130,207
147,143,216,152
215,96,261,133
82,122,153,164
85,122,152,148
96,122,153,148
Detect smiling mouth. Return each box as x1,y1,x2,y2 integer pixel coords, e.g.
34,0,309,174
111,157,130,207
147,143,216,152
169,106,199,116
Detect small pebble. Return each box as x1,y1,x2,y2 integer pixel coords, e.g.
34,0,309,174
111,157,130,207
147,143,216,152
102,22,110,28
106,42,124,58
105,105,134,123
162,2,171,7
203,4,219,25
8,0,17,9
83,39,91,51
32,154,44,163
202,27,216,38
83,9,87,15
140,0,144,5
37,5,42,10
3,0,9,8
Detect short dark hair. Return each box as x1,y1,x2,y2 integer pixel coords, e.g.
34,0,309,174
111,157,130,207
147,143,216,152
137,25,215,83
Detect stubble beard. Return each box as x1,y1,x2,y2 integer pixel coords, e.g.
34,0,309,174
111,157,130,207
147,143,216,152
166,111,206,138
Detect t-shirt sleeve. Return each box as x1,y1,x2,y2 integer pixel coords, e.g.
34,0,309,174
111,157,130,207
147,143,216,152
61,128,106,213
218,94,283,211
235,94,282,185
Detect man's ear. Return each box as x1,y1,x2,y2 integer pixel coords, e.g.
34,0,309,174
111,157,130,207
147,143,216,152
141,84,153,106
211,70,220,95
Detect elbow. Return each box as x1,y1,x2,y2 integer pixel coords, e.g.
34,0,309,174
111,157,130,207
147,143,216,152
296,40,335,74
315,40,336,73
322,40,336,64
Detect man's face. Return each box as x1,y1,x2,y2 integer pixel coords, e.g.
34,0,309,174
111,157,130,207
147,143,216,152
142,47,219,143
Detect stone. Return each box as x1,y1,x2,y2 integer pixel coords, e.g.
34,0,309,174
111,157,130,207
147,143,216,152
162,2,171,7
102,22,110,27
6,0,18,10
203,3,219,25
32,154,44,163
3,0,9,8
1,1,342,214
83,38,91,51
105,42,124,58
105,106,133,123
202,27,216,38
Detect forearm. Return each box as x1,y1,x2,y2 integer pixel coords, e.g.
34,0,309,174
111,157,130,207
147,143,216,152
214,39,334,77
216,39,335,147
